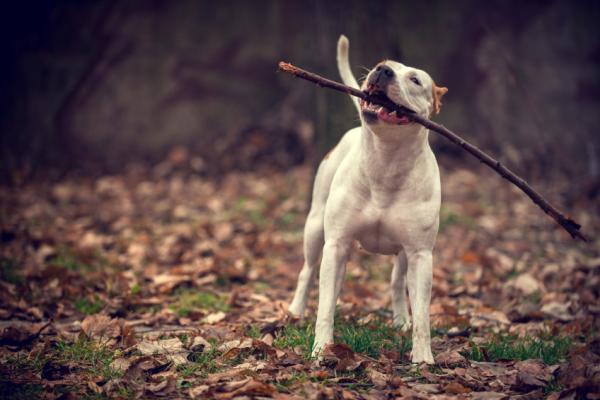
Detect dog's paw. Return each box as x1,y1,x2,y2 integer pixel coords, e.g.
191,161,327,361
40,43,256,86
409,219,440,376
311,346,324,360
411,354,435,365
411,346,435,365
393,318,412,333
287,302,305,318
311,339,331,359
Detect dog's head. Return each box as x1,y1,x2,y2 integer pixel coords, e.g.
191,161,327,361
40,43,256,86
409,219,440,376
360,60,447,131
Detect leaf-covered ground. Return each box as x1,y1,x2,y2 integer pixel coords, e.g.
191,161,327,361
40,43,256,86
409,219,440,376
1,152,599,399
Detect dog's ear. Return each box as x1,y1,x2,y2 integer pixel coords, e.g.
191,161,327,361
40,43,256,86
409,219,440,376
432,83,448,115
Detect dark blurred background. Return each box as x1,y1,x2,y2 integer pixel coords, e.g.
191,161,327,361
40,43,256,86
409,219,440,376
1,0,599,197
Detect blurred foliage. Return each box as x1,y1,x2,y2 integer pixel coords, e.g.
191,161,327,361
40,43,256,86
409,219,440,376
1,0,599,191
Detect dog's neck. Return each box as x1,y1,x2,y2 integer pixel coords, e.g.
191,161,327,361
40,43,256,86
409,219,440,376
359,123,430,188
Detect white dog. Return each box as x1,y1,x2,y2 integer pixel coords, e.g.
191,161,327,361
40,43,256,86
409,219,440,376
288,35,448,364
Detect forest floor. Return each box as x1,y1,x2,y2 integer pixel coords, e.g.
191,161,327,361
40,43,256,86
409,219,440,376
0,153,599,399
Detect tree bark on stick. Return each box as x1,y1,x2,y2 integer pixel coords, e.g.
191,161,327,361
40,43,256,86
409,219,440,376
278,61,588,242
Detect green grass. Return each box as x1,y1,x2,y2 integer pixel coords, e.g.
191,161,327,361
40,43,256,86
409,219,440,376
247,209,268,228
336,317,411,359
439,210,460,232
169,289,229,317
275,369,371,393
183,346,222,378
130,283,141,295
231,197,269,228
0,257,24,285
4,351,47,374
253,281,271,293
246,325,262,339
465,333,572,365
273,315,411,360
439,207,476,232
277,211,301,229
543,379,565,395
112,386,136,399
48,249,93,271
54,337,121,379
504,267,520,280
274,371,310,392
47,247,111,272
74,296,104,315
525,290,542,305
178,333,189,344
273,321,316,359
3,337,120,396
361,254,391,282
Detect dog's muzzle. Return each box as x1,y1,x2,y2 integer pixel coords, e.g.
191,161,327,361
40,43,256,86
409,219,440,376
367,64,395,91
362,65,412,125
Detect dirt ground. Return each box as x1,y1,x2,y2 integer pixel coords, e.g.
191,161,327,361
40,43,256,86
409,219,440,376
1,153,599,399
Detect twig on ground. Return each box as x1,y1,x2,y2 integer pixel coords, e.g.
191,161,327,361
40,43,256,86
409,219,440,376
278,61,588,242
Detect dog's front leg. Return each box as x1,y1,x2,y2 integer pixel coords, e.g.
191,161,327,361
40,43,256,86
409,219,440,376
312,239,350,357
406,249,434,364
391,250,411,332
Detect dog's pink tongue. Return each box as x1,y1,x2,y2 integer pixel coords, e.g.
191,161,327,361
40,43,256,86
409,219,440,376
378,108,408,124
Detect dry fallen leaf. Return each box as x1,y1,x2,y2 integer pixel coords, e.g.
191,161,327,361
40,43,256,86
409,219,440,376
540,301,573,321
470,392,509,400
0,321,50,347
509,273,543,295
189,384,210,399
321,343,366,372
514,359,552,390
435,350,467,367
444,381,472,394
1,148,598,399
203,311,227,324
137,338,189,365
218,338,252,353
214,378,276,399
81,314,121,340
109,357,132,373
368,369,388,388
152,272,191,293
145,372,177,396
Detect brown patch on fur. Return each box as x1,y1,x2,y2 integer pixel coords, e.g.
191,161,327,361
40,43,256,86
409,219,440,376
432,83,448,115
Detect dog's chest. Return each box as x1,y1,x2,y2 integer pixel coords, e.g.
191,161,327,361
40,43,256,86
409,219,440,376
353,205,405,255
346,188,439,255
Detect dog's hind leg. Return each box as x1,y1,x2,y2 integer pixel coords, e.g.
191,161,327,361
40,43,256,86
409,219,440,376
289,209,324,317
391,250,411,332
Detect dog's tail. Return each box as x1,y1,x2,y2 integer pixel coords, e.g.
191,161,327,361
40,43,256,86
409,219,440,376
337,35,360,114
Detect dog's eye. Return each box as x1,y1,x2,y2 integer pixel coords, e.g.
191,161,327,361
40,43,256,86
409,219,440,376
410,76,421,86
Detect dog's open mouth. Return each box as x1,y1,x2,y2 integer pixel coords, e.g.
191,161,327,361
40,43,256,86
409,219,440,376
360,85,415,125
360,99,411,125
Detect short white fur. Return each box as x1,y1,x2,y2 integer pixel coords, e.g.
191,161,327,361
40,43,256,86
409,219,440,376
289,35,441,364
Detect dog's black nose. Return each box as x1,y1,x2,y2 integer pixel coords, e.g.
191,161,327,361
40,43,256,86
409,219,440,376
368,64,394,88
376,64,394,77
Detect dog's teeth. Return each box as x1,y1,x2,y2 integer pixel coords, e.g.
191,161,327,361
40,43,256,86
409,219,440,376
389,111,397,116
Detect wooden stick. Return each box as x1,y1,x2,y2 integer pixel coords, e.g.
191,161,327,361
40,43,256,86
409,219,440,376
278,62,588,242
